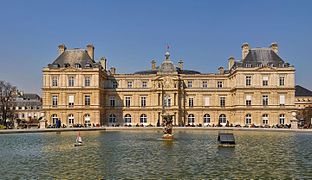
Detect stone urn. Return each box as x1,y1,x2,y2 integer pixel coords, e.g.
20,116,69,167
290,112,298,129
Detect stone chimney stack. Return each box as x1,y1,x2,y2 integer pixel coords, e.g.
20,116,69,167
228,56,235,70
100,57,107,70
151,60,156,70
178,60,184,70
58,44,66,55
218,66,225,75
270,42,278,54
241,42,249,60
86,44,95,60
110,67,116,74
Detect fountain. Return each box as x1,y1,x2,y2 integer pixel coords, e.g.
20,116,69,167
162,114,173,140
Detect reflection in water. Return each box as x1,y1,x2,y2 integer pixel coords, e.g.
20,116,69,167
0,131,312,179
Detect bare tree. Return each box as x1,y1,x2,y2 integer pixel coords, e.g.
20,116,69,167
297,107,312,127
0,81,17,127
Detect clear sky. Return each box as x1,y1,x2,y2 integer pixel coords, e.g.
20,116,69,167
0,0,312,94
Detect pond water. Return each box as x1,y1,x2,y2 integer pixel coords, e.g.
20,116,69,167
1,130,312,179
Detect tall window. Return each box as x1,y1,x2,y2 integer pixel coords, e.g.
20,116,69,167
127,81,133,88
189,97,194,107
109,114,116,123
141,96,147,107
262,114,269,124
279,94,285,106
68,95,74,107
112,81,118,88
187,81,192,88
203,114,210,124
164,95,171,107
217,81,223,88
52,114,58,124
140,114,147,124
203,96,210,106
124,114,132,124
68,76,75,87
52,95,58,107
188,114,195,124
279,76,285,86
52,76,58,87
85,76,91,87
246,95,252,106
202,81,208,88
110,96,115,107
220,97,226,107
245,114,251,124
142,81,147,88
279,114,285,124
245,76,251,86
68,114,74,125
125,96,131,107
262,76,268,86
219,114,227,124
85,95,90,106
262,95,269,106
84,114,91,127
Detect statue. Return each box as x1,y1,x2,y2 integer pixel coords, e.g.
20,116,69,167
162,114,174,139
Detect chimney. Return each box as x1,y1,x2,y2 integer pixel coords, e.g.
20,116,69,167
228,56,235,70
270,42,278,54
86,44,94,60
241,42,249,60
110,67,116,74
58,44,66,55
218,66,225,75
100,57,107,70
151,60,156,70
178,60,184,70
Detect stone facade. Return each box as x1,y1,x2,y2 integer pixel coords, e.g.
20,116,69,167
42,43,296,127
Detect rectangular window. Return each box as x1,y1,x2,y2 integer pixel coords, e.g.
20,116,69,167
127,81,133,88
142,81,147,88
262,76,268,86
262,95,269,106
203,96,210,106
85,76,91,87
125,96,131,107
202,81,208,88
279,76,285,86
68,95,74,107
141,96,146,107
85,95,90,106
187,81,192,88
220,97,226,107
110,96,115,107
246,95,252,106
68,76,75,87
279,94,285,106
52,76,58,87
112,81,118,88
245,76,251,86
189,98,194,107
217,81,223,88
52,95,58,107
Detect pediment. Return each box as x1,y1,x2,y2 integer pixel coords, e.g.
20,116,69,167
60,67,80,72
255,66,276,71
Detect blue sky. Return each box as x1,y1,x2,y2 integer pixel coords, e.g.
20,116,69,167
0,0,311,94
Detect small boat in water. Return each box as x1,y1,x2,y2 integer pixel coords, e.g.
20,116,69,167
162,133,174,140
218,132,235,147
74,132,83,147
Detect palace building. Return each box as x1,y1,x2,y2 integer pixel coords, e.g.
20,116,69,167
42,43,296,127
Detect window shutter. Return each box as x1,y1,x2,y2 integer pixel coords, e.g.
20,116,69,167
69,95,74,103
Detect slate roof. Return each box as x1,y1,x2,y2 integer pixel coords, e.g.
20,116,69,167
49,49,98,68
295,85,312,97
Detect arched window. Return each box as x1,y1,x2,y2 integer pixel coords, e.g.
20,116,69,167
84,114,91,127
219,114,226,124
68,114,74,125
245,114,252,124
124,114,132,124
262,114,269,124
109,114,116,123
51,114,58,124
188,114,195,124
203,114,210,124
279,114,285,124
140,114,147,124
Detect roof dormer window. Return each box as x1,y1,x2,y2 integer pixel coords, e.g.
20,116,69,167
85,63,92,68
64,63,70,68
75,63,81,68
